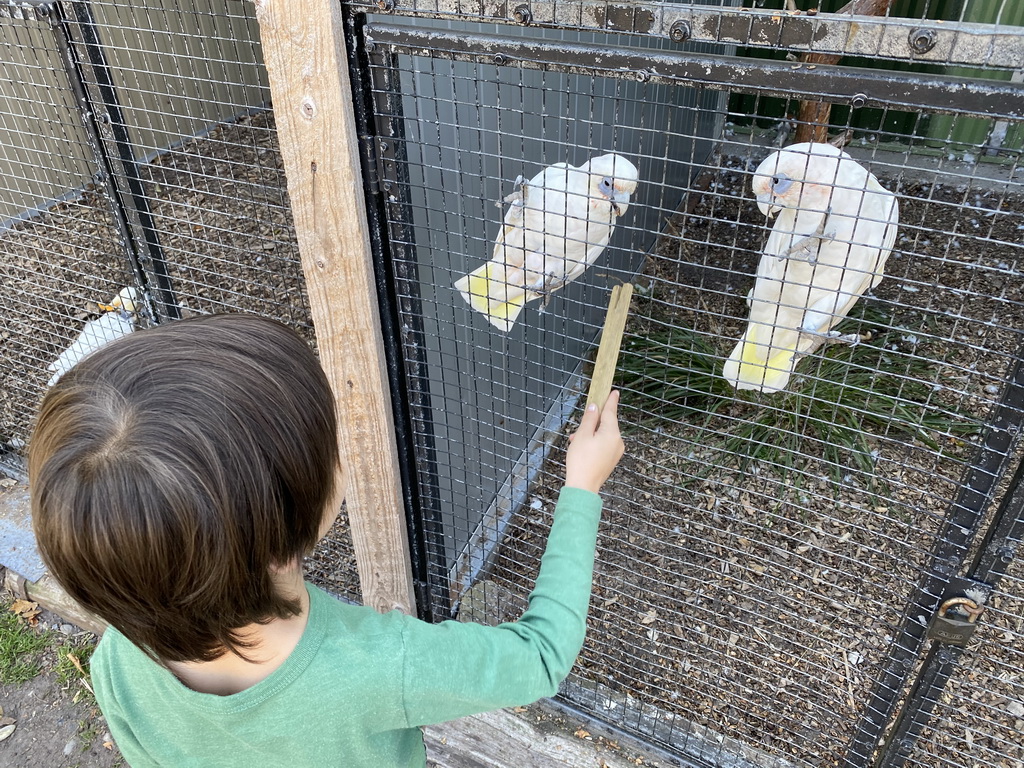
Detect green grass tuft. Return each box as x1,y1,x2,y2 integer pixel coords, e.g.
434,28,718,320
0,606,51,685
55,641,97,705
617,304,981,488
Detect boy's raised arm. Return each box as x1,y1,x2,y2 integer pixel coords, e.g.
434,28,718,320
394,393,624,728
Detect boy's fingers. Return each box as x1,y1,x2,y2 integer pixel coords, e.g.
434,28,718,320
579,401,600,433
599,390,620,429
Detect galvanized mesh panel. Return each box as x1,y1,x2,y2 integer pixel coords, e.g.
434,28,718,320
0,9,133,475
0,1,359,600
364,10,1024,766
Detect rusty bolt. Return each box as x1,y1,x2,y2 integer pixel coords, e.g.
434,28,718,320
512,5,532,25
669,21,691,44
908,28,937,54
376,0,395,12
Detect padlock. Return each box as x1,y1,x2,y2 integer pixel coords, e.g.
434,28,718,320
926,597,984,647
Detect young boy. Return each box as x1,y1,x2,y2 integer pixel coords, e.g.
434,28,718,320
29,313,623,767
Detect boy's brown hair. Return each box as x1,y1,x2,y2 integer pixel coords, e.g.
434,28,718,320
29,313,339,663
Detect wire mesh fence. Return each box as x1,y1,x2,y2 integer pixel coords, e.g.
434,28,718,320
357,3,1024,767
0,0,358,599
1,1,1023,766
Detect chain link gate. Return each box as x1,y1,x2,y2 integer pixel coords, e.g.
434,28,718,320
341,1,1024,766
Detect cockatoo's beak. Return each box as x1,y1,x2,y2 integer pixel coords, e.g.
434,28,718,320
756,193,778,219
609,190,631,217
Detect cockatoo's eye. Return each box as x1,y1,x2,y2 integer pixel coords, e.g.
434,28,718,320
599,177,613,195
771,174,793,195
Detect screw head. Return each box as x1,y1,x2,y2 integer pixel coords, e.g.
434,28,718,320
669,21,691,43
493,53,508,66
909,27,937,54
512,5,532,24
851,93,867,109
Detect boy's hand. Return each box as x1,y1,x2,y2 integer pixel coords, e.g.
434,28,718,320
565,390,624,494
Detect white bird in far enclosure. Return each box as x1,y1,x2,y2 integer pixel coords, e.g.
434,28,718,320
454,153,639,332
723,142,899,394
47,287,140,386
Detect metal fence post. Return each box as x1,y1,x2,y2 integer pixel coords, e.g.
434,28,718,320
846,350,1024,767
55,0,179,321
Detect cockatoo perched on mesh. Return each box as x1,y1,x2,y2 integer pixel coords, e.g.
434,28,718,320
47,287,140,386
723,142,899,393
454,153,639,332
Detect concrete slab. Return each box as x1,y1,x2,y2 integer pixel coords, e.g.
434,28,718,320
0,481,45,581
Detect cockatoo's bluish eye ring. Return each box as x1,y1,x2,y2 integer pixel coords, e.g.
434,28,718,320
599,177,613,194
771,174,793,195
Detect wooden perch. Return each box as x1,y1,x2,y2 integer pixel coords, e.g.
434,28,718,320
793,0,895,145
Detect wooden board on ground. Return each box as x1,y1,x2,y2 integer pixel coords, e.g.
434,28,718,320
425,701,680,768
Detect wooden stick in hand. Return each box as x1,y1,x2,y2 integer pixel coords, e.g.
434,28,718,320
586,282,633,414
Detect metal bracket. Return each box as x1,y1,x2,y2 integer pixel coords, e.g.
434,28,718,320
375,137,397,194
0,1,55,23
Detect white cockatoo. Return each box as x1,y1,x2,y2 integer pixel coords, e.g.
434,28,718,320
723,142,899,393
47,287,140,386
454,153,639,332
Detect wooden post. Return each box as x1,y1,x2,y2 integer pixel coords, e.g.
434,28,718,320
253,0,416,614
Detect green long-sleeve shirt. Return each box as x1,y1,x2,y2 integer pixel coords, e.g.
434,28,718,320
91,486,602,767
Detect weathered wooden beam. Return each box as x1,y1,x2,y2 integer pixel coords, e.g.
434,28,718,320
253,0,416,614
425,702,676,767
3,567,107,636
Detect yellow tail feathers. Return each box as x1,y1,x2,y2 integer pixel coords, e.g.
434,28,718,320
454,263,528,333
723,327,798,393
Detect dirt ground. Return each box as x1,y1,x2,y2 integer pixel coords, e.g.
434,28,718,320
0,594,121,768
482,155,1024,766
